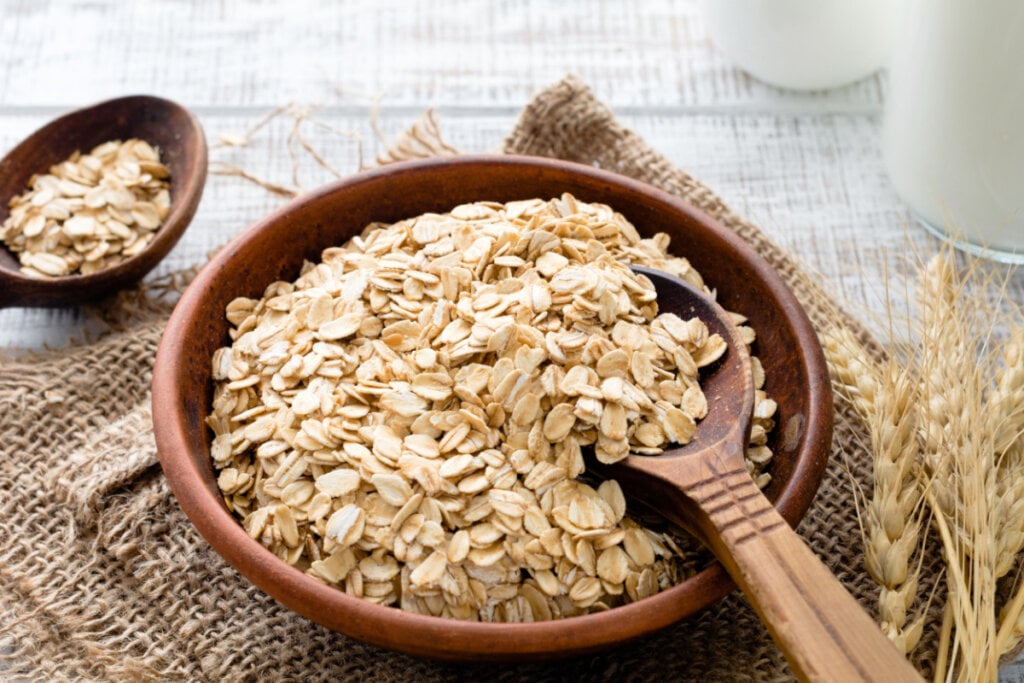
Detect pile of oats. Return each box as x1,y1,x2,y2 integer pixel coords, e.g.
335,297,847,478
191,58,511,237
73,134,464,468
208,194,777,622
0,139,170,277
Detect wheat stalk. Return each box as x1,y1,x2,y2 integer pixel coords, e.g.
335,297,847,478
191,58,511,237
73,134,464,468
996,440,1024,657
915,252,1019,683
989,327,1024,656
824,326,926,654
991,329,1024,579
917,255,966,520
829,246,1024,680
989,328,1024,457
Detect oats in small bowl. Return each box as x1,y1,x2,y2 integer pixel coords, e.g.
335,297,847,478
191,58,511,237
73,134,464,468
0,95,206,309
1,138,171,278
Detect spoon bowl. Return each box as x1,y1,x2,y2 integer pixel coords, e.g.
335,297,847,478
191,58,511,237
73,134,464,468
0,95,207,308
632,265,756,471
605,266,921,682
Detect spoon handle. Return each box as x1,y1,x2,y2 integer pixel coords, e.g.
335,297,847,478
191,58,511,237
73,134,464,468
685,459,922,682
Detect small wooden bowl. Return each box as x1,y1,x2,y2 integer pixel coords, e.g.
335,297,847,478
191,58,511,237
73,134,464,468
153,156,833,661
0,95,207,308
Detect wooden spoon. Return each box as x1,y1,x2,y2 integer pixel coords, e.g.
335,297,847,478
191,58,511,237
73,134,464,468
0,95,207,308
604,265,922,682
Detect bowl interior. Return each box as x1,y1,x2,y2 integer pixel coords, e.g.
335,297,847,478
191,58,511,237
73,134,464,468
154,155,831,660
0,95,207,305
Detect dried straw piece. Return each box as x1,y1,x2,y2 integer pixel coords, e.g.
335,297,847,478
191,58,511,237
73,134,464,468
375,109,458,167
209,162,300,198
210,102,366,195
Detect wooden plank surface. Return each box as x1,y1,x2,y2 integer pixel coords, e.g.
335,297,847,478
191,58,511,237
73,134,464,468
0,0,884,111
2,0,944,352
2,1,1024,679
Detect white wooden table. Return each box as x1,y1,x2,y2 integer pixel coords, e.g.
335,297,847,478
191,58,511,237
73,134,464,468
1,0,1022,675
7,0,1020,353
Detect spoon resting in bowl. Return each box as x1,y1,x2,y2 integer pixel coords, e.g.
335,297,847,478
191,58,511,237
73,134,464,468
600,266,922,682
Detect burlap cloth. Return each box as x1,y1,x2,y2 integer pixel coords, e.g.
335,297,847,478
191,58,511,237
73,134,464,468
0,76,942,681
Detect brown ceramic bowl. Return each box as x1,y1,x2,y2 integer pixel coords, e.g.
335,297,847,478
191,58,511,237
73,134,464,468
152,156,832,661
0,95,207,308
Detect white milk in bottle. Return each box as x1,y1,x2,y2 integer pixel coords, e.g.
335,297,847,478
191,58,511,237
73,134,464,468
883,0,1024,261
700,0,897,90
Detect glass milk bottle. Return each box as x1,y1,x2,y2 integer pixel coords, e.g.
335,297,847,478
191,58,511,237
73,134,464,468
883,0,1024,262
700,0,897,91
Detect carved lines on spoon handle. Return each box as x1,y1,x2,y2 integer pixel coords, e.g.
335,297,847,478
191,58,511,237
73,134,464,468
685,458,785,546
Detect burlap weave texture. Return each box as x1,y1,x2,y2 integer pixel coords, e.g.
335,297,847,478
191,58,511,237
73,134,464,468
0,76,938,681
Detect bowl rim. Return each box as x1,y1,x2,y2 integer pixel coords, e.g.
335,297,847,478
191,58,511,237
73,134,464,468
0,94,207,304
153,154,832,660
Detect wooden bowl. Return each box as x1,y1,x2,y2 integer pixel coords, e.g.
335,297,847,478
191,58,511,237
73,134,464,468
152,156,833,661
0,95,207,308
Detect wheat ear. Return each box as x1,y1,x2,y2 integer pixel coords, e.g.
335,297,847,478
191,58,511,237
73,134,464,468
917,252,1001,683
989,326,1024,656
824,326,926,654
991,328,1024,578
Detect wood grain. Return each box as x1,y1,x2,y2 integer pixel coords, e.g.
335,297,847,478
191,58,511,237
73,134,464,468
701,482,922,682
0,0,1020,358
0,0,884,111
2,1,1022,677
635,441,923,681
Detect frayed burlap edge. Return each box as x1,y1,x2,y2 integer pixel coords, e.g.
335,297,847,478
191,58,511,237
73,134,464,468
0,78,941,681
